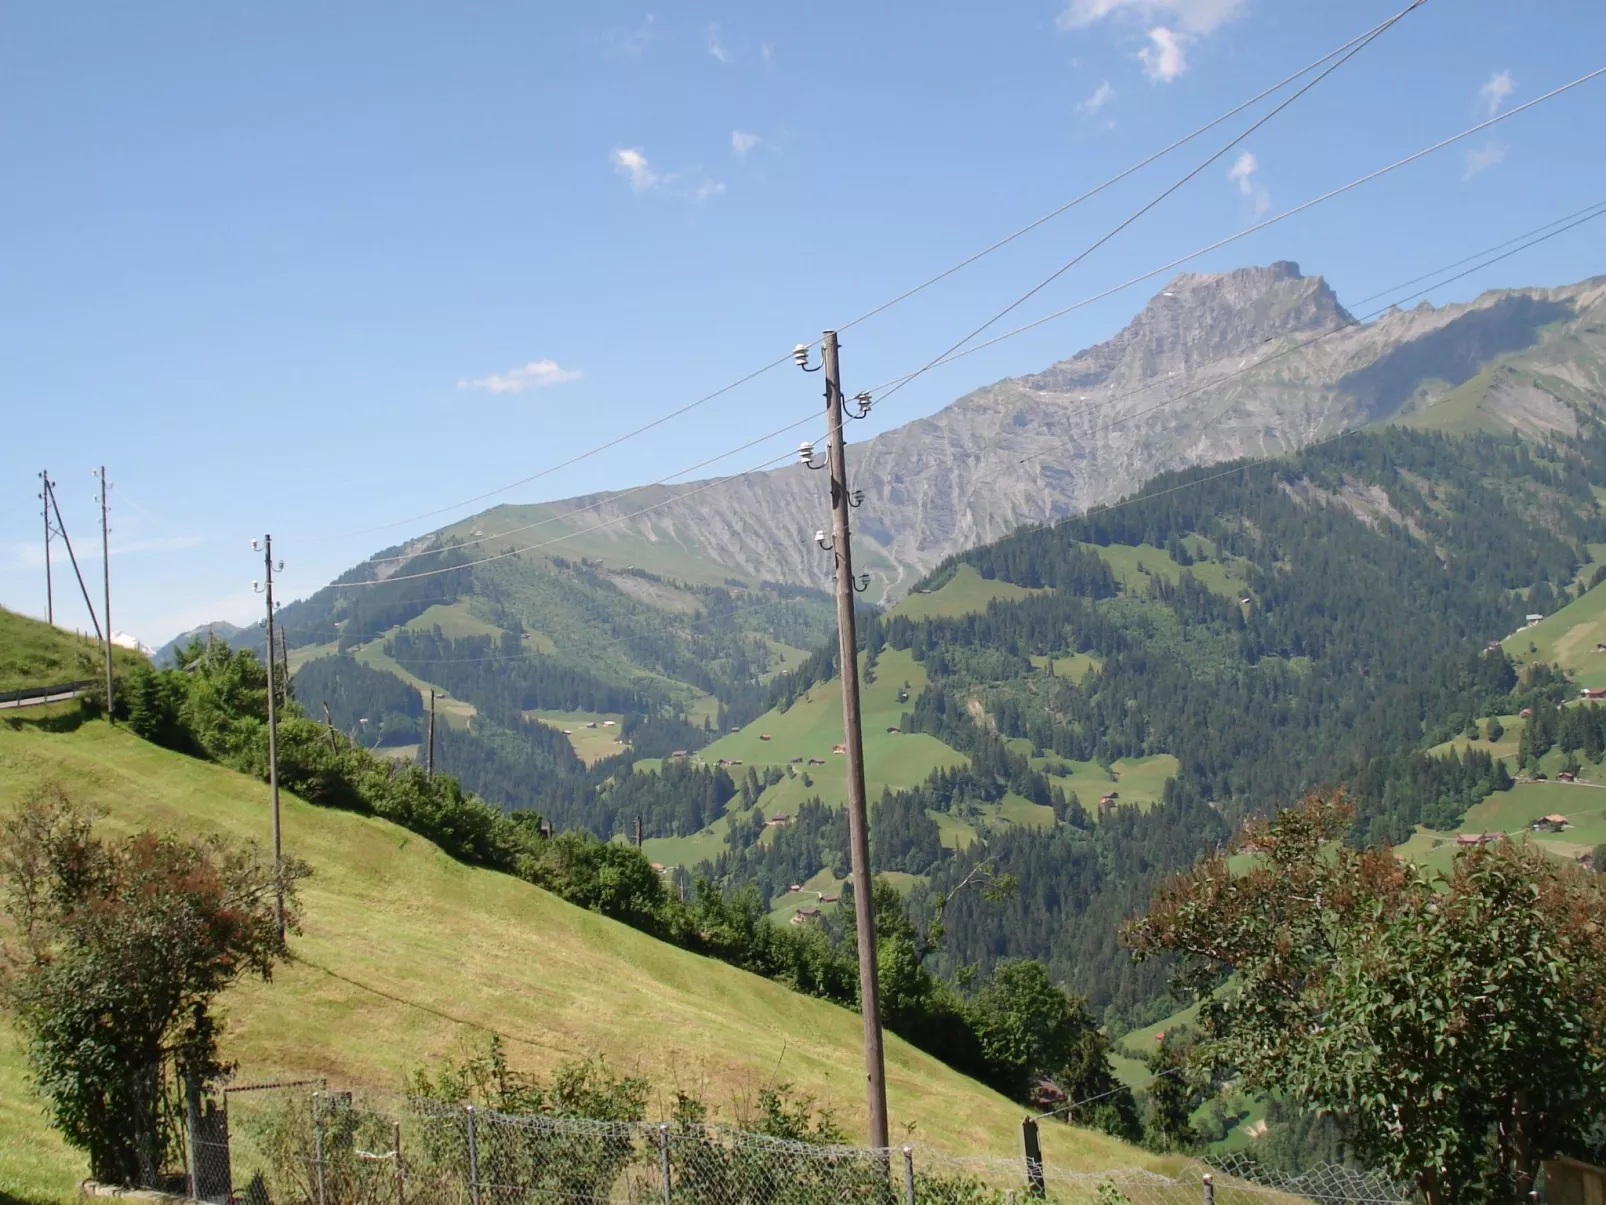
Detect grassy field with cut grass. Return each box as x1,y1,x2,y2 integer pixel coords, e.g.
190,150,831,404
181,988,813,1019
1034,755,1181,814
1503,580,1606,690
1083,544,1248,602
0,715,1170,1201
891,565,1045,621
1395,778,1606,876
699,649,968,802
526,710,629,765
0,606,147,693
1029,653,1103,681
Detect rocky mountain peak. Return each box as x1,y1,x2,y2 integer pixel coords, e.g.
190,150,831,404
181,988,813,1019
1017,262,1353,395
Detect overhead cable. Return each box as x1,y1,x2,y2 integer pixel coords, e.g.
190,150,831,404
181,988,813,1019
330,10,1432,543
867,0,1427,410
865,63,1606,400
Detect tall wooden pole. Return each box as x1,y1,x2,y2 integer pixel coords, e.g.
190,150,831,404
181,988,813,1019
822,329,890,1149
39,471,54,625
97,467,113,718
427,689,437,776
261,535,284,938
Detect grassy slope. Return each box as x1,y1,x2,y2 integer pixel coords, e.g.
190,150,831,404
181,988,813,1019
0,606,147,693
1503,579,1606,690
1034,755,1182,815
1087,544,1248,601
526,710,629,765
0,718,1164,1201
891,565,1045,621
698,648,967,804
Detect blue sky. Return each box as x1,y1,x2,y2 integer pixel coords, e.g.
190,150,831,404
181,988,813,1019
3,0,1603,645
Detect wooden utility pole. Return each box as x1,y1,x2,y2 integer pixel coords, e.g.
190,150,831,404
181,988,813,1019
821,329,890,1150
427,689,437,776
96,467,114,718
47,480,103,643
39,471,54,625
258,535,285,938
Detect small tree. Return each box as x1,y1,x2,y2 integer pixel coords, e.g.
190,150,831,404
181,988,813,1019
970,960,1140,1140
0,785,303,1186
1125,792,1606,1205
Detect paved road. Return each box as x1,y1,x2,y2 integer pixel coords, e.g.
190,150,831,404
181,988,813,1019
0,683,91,711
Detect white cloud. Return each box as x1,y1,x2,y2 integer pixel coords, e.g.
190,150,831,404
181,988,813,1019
707,23,732,63
1479,69,1515,117
731,130,761,157
600,14,658,59
458,360,582,393
760,42,773,65
1228,150,1269,217
611,146,659,192
1139,27,1187,82
693,180,726,201
1462,140,1508,180
1077,80,1116,114
1059,0,1245,35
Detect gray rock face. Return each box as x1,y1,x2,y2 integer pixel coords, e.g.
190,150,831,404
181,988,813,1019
445,266,1606,601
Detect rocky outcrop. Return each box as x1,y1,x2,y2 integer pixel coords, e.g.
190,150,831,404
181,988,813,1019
440,267,1606,601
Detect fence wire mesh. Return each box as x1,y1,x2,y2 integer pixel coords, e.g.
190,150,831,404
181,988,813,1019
198,1086,1412,1205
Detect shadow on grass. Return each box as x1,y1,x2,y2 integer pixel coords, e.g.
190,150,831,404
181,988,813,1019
0,1189,75,1205
2,705,91,736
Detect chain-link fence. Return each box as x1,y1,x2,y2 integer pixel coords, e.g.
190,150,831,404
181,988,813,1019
182,1085,1411,1205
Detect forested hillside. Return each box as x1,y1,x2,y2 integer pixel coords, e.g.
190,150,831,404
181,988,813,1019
684,425,1606,1031
270,424,1606,1039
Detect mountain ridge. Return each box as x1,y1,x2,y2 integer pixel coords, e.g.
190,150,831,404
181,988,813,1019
430,264,1605,603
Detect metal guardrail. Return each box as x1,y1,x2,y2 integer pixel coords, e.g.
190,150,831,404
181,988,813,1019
0,678,96,707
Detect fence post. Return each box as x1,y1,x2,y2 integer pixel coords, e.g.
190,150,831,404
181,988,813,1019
1204,1172,1215,1205
313,1093,327,1205
902,1146,916,1205
1021,1117,1046,1198
658,1122,672,1205
465,1105,480,1205
393,1120,404,1205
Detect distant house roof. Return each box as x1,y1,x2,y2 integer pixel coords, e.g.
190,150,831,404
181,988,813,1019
1527,613,1545,622
1456,832,1501,846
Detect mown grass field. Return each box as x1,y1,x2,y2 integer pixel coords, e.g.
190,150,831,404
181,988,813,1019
0,606,147,693
0,715,1171,1202
1503,579,1606,690
1395,779,1606,876
1085,544,1248,601
1028,652,1103,681
1035,755,1182,814
891,565,1045,621
526,710,629,765
700,648,968,805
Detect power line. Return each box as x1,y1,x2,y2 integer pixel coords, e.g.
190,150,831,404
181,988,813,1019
868,0,1425,412
329,445,808,588
312,196,1600,667
292,955,569,1053
1013,201,1606,468
359,411,820,567
863,63,1606,400
316,184,1604,599
326,11,1436,546
832,11,1414,337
